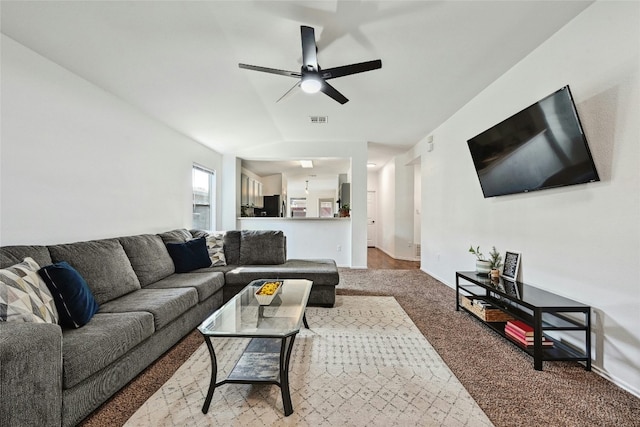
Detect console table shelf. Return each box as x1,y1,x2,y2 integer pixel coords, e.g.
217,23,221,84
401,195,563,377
456,271,591,371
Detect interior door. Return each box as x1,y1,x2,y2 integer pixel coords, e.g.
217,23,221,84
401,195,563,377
367,191,376,247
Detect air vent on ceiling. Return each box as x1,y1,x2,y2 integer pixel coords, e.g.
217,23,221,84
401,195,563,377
310,116,328,124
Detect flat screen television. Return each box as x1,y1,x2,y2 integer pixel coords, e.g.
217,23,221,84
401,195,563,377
467,85,599,198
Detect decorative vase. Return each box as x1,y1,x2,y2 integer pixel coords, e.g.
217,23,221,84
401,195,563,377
476,260,492,275
490,269,500,279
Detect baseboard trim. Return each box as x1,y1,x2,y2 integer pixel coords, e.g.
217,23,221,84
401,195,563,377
592,365,640,398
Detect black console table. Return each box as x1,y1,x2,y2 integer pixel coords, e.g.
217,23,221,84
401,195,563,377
456,271,591,371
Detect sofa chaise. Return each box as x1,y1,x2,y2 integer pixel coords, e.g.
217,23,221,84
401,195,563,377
0,228,339,427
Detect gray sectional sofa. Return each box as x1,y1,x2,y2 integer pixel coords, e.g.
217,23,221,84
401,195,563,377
0,228,339,427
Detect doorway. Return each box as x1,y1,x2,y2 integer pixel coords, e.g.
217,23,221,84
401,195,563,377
367,191,376,247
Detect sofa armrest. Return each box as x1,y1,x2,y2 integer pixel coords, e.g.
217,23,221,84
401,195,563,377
0,322,63,427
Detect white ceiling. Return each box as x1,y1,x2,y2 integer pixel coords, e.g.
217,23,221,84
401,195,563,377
1,1,592,174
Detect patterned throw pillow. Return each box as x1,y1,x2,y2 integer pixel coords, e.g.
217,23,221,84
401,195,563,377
205,232,226,266
0,257,59,324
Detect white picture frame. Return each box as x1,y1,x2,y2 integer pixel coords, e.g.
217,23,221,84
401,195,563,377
501,251,521,281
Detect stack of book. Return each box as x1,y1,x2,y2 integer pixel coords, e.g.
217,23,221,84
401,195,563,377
505,320,554,348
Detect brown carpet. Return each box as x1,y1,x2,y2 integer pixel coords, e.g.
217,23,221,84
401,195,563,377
81,269,640,427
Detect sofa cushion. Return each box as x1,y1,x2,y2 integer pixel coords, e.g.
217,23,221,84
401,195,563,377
61,311,155,389
223,230,241,265
119,234,175,286
225,259,340,286
190,264,237,274
98,288,198,330
0,245,52,269
0,257,58,324
239,230,286,265
145,271,224,302
189,229,208,239
47,239,141,305
39,262,99,329
158,229,192,244
166,237,212,273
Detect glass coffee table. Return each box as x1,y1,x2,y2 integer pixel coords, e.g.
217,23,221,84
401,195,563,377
198,279,312,416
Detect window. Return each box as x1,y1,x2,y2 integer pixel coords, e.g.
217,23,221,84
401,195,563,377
319,198,335,218
192,165,215,230
290,198,307,217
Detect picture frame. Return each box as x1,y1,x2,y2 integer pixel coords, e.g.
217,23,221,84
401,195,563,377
501,251,521,281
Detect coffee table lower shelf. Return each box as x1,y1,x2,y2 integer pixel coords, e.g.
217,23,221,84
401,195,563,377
201,335,298,416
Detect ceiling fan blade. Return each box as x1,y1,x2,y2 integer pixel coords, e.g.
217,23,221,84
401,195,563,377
300,26,318,70
239,63,301,78
321,59,382,80
276,81,301,103
320,81,349,104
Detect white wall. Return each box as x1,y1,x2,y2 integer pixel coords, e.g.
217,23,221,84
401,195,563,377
0,35,223,245
286,174,339,217
261,174,283,196
413,162,421,257
393,153,417,260
415,2,640,395
377,159,396,256
375,153,418,261
221,155,240,231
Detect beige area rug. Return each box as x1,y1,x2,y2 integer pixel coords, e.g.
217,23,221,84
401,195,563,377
123,296,494,427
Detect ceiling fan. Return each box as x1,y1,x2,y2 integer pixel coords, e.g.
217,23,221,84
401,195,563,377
239,25,382,104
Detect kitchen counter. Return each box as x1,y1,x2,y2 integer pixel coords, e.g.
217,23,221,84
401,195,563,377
236,217,351,266
238,217,350,220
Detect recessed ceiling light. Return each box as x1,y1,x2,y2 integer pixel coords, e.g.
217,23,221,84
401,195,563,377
367,162,377,168
300,160,314,168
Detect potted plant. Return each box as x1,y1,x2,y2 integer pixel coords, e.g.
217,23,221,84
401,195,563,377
468,245,491,275
488,246,503,278
339,203,350,217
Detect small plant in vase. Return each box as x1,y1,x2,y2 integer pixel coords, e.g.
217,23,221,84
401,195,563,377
488,246,503,279
469,245,491,275
339,203,350,217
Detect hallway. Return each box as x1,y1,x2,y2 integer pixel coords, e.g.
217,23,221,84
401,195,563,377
367,247,420,269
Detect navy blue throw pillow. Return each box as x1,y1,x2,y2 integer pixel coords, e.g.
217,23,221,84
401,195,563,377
38,262,99,329
166,237,212,273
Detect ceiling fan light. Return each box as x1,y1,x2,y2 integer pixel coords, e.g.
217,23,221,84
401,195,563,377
300,76,322,94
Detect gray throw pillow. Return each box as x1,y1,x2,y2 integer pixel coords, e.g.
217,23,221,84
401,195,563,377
239,230,286,265
157,229,192,245
223,231,241,265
